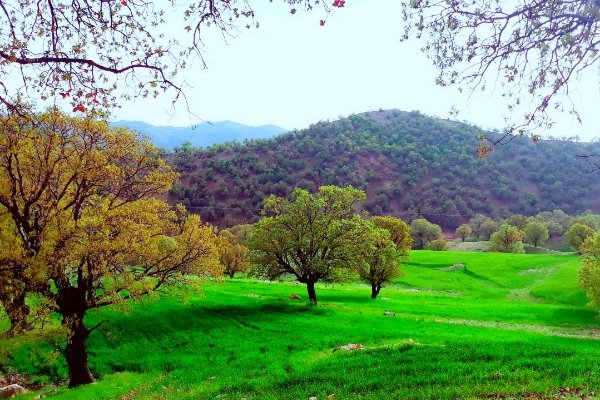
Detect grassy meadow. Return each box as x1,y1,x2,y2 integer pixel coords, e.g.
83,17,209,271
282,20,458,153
2,251,600,399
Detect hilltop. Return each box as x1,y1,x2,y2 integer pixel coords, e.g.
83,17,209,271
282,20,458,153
166,110,600,228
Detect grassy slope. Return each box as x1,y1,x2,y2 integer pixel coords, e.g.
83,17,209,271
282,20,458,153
3,251,600,400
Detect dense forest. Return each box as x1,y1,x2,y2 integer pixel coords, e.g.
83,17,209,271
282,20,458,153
167,110,600,229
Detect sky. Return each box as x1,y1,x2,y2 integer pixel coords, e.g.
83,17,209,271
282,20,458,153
112,1,600,141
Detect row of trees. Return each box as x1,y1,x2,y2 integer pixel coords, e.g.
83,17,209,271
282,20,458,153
246,186,412,304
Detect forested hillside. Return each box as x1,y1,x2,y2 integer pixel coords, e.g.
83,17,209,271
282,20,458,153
168,110,600,228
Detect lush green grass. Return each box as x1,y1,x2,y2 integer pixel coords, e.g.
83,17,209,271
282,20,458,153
3,251,600,399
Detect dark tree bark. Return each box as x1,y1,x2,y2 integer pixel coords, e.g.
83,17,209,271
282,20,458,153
64,316,93,388
371,283,381,299
57,287,94,387
306,281,317,305
227,270,235,278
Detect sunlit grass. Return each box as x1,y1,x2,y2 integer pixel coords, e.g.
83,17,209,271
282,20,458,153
3,250,600,399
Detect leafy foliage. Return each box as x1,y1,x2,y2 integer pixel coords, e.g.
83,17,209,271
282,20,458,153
0,110,222,386
410,218,442,249
455,224,472,242
524,221,550,248
0,0,330,114
402,0,600,139
371,215,412,255
247,186,368,304
167,111,600,230
490,225,525,253
354,221,401,299
566,223,595,253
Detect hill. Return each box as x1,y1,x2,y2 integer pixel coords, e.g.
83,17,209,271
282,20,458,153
111,120,286,150
166,110,600,228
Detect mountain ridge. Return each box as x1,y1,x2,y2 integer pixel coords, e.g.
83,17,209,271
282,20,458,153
111,120,286,150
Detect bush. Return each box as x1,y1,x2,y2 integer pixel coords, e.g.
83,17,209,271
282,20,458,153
427,238,449,251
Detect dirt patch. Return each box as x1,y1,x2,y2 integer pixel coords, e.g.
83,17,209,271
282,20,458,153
434,318,600,341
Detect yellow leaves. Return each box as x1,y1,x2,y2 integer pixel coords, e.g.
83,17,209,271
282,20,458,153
0,110,222,312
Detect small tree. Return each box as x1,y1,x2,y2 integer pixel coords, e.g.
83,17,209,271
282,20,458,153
371,215,412,255
427,238,449,251
579,233,600,312
455,224,472,242
219,229,250,278
480,220,499,241
490,225,525,253
355,222,401,299
468,214,488,238
410,218,442,249
524,221,549,248
566,223,595,253
247,186,368,305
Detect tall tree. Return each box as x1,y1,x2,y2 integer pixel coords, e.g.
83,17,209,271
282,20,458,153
0,110,222,387
247,186,368,305
402,0,600,147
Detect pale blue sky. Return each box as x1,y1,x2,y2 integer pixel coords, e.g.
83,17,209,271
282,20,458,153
113,1,600,141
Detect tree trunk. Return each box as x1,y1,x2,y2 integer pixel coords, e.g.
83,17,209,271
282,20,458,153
227,270,235,278
1,291,32,336
64,315,94,388
306,281,317,306
371,283,381,299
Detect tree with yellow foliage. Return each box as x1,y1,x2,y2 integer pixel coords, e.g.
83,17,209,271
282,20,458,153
219,228,250,278
0,110,222,387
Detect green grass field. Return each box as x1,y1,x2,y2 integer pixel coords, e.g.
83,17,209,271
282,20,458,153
2,251,600,399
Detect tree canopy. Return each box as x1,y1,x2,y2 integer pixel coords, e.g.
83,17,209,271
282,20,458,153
490,224,525,253
0,0,332,114
0,110,222,386
403,0,600,146
247,185,368,305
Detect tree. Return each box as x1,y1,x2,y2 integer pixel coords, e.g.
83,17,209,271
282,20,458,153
427,238,449,251
504,214,528,230
0,0,333,114
579,233,600,311
490,225,525,253
371,215,412,255
0,110,222,387
455,224,472,242
566,223,595,253
571,212,600,230
219,229,250,278
410,218,442,249
247,186,368,305
524,221,549,248
402,1,600,146
355,222,401,299
480,219,499,241
469,214,489,239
